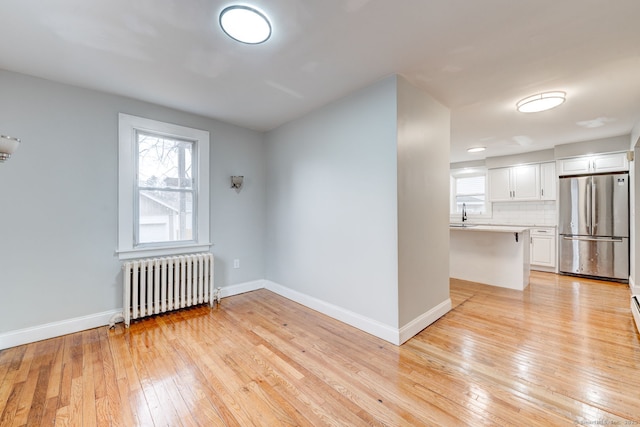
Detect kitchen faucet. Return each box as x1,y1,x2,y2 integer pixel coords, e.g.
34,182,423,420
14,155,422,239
462,203,467,223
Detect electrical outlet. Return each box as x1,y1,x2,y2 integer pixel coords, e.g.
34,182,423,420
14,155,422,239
233,259,240,269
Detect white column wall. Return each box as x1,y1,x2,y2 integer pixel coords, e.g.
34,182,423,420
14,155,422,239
396,76,451,327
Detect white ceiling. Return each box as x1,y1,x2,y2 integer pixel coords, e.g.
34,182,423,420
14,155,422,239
1,0,639,163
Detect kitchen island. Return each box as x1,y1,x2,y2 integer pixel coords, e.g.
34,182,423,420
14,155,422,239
450,225,531,290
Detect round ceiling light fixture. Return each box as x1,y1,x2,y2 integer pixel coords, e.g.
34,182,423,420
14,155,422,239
516,91,566,113
219,5,272,44
467,147,486,153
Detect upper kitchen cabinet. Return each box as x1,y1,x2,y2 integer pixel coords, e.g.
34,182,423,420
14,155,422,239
488,168,512,201
489,164,540,202
557,152,629,176
540,162,556,200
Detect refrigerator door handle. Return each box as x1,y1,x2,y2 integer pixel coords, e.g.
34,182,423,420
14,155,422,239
586,180,591,234
562,236,624,243
591,181,597,235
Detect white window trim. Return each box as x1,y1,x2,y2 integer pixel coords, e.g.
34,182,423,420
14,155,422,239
449,167,493,221
117,113,211,260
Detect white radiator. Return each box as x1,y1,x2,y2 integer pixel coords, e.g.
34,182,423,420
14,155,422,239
122,253,216,327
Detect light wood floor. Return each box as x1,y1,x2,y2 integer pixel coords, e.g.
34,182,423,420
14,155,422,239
1,271,639,426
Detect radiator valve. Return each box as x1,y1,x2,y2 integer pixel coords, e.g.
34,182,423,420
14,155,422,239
108,312,125,329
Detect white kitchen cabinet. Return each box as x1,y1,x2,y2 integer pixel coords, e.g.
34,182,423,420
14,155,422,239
530,228,556,269
488,168,511,201
540,162,556,200
557,152,629,176
557,157,591,175
489,164,540,201
593,152,629,173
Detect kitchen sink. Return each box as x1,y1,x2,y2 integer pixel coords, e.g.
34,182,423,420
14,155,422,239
449,223,477,228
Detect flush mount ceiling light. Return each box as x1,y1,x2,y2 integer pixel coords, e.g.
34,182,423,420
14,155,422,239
467,147,486,153
516,91,566,113
219,5,271,44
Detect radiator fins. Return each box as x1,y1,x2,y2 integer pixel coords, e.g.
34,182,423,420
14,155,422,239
122,253,214,327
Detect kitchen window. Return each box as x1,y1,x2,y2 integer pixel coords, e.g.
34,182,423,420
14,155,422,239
450,168,491,218
117,113,211,260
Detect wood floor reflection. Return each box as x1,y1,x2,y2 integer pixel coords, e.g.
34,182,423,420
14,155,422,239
1,271,639,426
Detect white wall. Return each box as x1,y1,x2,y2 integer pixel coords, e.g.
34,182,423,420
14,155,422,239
396,76,450,327
485,149,555,169
0,69,266,335
210,124,266,287
554,135,630,158
264,76,400,328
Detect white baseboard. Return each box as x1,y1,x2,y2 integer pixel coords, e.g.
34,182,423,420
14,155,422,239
219,280,266,298
264,280,401,344
265,280,451,345
398,298,452,345
630,276,637,295
0,309,121,350
632,296,640,335
531,265,556,273
0,279,267,351
1,279,451,350
264,280,451,345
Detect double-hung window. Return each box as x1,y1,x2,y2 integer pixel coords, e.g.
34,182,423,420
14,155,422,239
450,168,490,218
136,132,194,244
118,113,210,260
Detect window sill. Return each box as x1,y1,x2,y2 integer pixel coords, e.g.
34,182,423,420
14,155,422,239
116,243,212,260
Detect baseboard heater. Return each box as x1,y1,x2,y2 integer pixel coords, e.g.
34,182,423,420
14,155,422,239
632,295,640,336
121,253,217,327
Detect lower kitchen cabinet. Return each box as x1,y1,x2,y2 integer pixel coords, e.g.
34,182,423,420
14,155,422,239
530,228,556,270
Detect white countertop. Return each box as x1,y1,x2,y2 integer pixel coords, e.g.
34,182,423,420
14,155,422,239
449,224,530,233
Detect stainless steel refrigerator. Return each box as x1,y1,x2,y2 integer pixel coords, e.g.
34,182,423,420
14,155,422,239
558,173,629,281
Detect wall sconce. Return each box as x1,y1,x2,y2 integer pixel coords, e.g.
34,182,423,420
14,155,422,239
0,135,21,162
230,175,244,193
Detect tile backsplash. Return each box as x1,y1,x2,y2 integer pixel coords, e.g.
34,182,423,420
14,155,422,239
487,200,557,226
